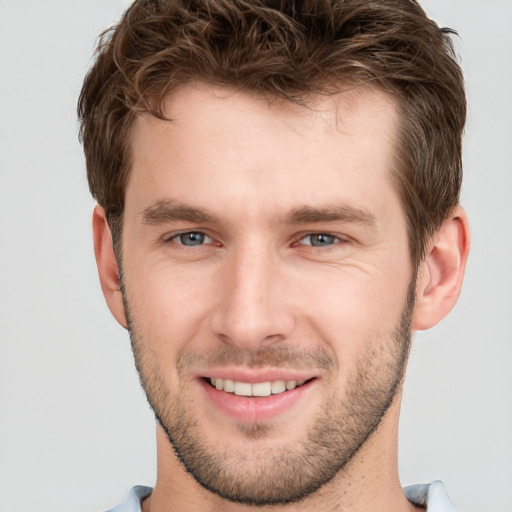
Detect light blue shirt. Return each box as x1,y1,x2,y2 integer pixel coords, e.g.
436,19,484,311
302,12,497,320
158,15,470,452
106,485,152,512
404,481,460,511
107,480,460,511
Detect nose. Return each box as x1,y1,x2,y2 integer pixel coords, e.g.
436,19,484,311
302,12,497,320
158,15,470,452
210,245,295,350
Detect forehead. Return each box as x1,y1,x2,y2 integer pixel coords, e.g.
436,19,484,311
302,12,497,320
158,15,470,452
126,82,401,224
132,82,398,151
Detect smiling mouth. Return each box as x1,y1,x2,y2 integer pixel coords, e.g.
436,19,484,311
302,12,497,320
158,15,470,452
207,377,313,397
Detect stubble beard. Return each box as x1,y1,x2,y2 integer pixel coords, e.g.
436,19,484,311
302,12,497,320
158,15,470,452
123,279,415,507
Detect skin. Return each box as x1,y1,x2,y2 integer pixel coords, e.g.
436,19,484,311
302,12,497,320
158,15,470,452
93,83,470,512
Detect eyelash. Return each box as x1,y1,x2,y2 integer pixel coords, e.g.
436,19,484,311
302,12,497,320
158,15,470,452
165,231,214,247
297,233,344,248
164,231,348,249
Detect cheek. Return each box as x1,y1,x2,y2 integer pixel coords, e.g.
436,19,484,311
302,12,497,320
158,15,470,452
296,262,411,353
124,262,219,356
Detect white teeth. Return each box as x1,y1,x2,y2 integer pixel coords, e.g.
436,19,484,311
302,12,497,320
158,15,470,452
271,380,286,394
234,382,252,396
286,380,297,390
223,379,235,393
252,382,272,397
209,377,308,396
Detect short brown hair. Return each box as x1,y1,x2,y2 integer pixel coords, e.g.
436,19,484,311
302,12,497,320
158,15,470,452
78,0,466,263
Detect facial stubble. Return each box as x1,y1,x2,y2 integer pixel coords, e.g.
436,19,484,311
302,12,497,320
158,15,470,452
122,277,415,506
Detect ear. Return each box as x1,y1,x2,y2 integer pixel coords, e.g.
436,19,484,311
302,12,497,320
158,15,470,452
412,207,470,331
92,205,127,328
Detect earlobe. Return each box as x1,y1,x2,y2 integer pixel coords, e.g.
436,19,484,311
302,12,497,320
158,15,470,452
92,205,128,328
412,207,470,331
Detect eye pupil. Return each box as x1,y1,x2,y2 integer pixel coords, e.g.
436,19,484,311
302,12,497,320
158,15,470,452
310,234,336,246
180,232,205,246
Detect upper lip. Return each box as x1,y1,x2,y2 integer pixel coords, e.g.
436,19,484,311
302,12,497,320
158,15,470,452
195,368,318,383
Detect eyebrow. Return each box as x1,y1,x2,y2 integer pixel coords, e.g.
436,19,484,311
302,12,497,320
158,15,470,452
140,200,222,225
140,199,377,228
285,205,377,227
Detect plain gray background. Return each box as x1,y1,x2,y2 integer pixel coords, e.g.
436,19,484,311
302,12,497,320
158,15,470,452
0,1,511,510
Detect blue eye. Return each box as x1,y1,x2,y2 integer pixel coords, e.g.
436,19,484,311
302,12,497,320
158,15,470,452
171,232,212,246
300,234,339,247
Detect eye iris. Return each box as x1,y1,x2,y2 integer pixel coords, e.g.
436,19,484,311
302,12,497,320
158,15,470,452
180,232,205,246
310,234,336,246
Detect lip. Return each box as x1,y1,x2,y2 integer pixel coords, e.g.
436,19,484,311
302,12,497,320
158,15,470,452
198,370,318,423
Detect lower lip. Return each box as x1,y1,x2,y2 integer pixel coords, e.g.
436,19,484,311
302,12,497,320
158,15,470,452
200,379,315,423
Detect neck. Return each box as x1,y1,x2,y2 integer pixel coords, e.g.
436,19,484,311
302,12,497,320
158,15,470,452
143,396,421,512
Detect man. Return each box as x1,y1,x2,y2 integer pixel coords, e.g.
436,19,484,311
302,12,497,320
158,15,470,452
78,0,470,510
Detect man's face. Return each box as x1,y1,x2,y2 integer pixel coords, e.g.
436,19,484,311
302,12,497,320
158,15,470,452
120,84,415,505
